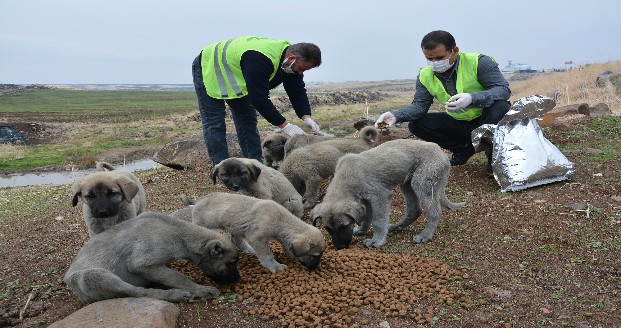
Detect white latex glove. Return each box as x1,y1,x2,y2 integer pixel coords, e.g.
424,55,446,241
445,93,473,112
303,117,321,132
282,123,305,136
374,112,397,128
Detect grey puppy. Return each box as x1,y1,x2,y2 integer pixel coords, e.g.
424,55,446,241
192,192,326,273
71,161,147,237
261,133,331,168
261,133,290,168
63,212,240,303
283,133,333,158
311,139,465,249
211,158,304,218
279,126,379,209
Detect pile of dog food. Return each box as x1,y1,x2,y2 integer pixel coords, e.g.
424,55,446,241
174,243,472,327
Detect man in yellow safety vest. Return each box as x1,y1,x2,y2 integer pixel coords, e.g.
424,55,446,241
192,36,322,166
375,30,511,177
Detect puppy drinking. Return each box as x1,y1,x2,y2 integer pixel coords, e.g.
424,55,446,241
192,192,326,273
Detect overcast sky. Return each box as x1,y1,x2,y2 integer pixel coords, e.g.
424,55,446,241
1,0,620,84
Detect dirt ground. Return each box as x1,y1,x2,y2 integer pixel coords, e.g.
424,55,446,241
1,116,620,328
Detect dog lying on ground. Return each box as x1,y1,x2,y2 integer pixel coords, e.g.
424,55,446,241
279,126,379,209
192,192,326,273
71,161,147,237
311,139,465,249
211,158,304,218
63,211,240,303
261,133,289,168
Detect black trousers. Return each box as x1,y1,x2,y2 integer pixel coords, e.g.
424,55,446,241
408,100,511,152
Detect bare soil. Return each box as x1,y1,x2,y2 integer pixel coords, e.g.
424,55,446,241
1,116,620,328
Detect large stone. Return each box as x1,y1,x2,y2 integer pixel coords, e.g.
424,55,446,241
48,298,179,328
539,103,589,127
588,103,612,117
153,133,241,170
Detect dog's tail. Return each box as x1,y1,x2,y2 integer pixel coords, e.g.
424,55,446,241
441,191,466,210
358,126,379,146
179,194,195,207
95,161,115,171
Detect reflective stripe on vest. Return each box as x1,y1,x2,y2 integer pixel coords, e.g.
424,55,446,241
201,37,290,99
419,52,487,121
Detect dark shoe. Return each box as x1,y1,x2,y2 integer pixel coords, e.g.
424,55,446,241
485,148,494,178
450,145,475,166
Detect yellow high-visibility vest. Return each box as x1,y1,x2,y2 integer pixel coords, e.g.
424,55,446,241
419,52,487,121
201,36,290,99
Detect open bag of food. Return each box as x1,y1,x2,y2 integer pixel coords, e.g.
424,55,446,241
472,95,575,192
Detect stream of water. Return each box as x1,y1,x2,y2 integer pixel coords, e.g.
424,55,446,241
0,159,159,188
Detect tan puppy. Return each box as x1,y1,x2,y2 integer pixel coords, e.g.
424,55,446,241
311,139,465,249
192,192,326,273
71,162,147,237
211,158,304,218
64,212,240,303
279,126,379,209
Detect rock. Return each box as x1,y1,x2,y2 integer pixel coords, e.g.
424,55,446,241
153,135,209,170
587,103,612,117
48,298,179,328
539,103,588,127
595,71,621,88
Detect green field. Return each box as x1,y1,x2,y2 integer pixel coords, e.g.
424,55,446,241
0,88,399,172
0,89,198,122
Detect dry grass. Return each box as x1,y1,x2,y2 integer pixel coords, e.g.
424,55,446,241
510,61,621,115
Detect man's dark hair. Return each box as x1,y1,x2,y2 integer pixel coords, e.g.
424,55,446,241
421,30,456,51
288,43,322,66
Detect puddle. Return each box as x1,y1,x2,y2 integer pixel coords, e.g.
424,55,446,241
0,159,160,188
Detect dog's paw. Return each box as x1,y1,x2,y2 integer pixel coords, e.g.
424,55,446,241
412,233,432,244
266,262,288,273
195,286,220,299
353,226,367,236
362,239,386,248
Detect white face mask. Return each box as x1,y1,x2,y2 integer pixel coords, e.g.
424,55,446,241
281,57,296,74
427,51,454,73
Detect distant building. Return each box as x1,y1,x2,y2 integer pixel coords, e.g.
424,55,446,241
501,60,537,73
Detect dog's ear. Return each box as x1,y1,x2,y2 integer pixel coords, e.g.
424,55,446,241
290,234,311,257
342,201,365,225
247,163,261,181
263,140,272,148
204,239,227,258
116,175,139,203
71,181,83,207
210,165,219,185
